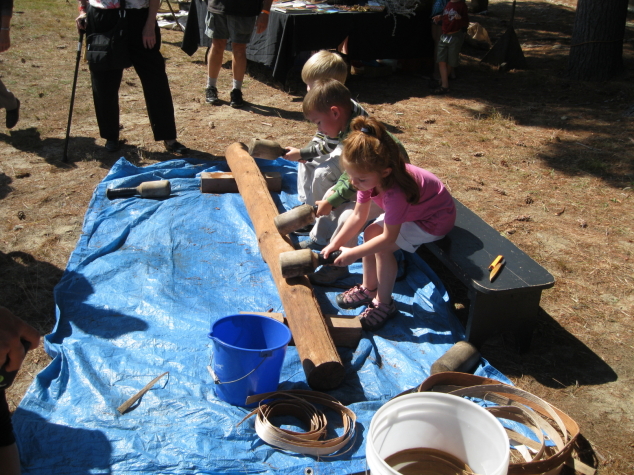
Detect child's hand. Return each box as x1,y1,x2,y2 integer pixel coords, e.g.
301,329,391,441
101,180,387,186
333,247,356,267
315,200,333,217
321,243,339,259
283,147,302,162
432,14,441,22
454,13,461,19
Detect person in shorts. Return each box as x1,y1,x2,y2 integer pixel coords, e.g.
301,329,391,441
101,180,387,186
432,0,468,95
204,0,272,108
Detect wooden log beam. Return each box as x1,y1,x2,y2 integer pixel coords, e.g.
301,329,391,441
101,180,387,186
225,142,345,391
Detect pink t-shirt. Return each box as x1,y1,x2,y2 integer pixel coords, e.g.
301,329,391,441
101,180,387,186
357,164,456,237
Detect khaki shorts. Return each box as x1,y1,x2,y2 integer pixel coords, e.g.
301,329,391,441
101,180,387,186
436,30,465,68
205,13,257,44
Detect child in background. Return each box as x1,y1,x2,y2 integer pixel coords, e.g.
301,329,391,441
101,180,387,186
284,51,364,207
429,0,449,86
432,0,469,95
321,116,456,331
285,78,372,284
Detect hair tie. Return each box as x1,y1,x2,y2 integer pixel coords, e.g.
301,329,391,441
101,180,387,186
360,127,370,135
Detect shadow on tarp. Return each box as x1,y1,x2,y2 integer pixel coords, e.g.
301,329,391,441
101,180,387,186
14,409,112,474
47,270,149,345
11,157,514,475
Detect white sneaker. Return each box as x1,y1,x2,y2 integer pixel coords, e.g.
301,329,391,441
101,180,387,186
309,265,349,285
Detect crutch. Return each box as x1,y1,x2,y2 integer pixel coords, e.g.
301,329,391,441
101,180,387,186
63,31,84,163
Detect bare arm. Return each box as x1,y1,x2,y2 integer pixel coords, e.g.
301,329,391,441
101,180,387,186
76,0,88,32
143,0,160,49
334,222,401,267
256,0,273,34
322,200,370,258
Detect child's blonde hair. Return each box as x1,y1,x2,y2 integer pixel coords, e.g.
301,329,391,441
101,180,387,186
343,116,420,204
302,79,352,117
301,50,348,85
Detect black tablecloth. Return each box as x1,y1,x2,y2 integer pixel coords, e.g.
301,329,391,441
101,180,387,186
182,4,432,82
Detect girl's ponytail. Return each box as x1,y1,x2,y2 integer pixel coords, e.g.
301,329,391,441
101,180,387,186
343,116,420,204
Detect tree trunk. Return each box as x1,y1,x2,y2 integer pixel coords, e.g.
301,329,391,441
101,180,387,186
568,0,629,80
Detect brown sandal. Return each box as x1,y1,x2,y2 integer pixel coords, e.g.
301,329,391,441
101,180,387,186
359,298,398,331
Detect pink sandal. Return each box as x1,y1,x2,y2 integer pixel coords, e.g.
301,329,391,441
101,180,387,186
336,285,376,309
359,298,398,331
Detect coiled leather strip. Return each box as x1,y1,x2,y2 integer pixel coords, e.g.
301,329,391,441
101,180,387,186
238,390,356,457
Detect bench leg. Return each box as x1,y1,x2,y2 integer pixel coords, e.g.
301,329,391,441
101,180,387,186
465,290,543,353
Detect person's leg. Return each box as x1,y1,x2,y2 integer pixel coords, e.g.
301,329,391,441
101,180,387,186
226,15,256,107
438,61,449,90
0,78,18,112
375,248,399,304
0,391,20,475
86,6,123,143
207,38,227,80
447,31,465,81
0,443,20,475
231,42,247,83
311,157,342,207
90,68,124,141
434,38,450,93
359,222,381,292
430,23,442,81
128,10,177,142
297,161,318,205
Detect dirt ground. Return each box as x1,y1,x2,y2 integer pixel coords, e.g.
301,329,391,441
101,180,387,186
1,0,633,472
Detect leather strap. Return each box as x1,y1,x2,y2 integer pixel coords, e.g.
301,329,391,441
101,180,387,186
414,372,595,475
238,390,356,457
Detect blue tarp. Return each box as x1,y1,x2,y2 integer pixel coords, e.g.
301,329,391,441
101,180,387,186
13,158,510,474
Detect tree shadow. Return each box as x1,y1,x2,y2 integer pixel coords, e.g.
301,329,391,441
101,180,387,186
237,1,634,186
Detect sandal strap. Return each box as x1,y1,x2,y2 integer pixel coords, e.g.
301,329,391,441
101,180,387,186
342,285,374,304
360,298,396,326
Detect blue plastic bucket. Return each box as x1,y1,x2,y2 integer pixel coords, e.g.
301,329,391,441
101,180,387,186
208,314,292,407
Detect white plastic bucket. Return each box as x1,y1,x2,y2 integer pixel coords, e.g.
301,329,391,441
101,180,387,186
367,392,509,475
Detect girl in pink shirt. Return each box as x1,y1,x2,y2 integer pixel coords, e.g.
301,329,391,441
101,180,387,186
322,116,456,331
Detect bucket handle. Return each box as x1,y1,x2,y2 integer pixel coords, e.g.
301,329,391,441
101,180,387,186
207,350,272,385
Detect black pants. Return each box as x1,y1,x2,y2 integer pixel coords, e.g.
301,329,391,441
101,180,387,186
0,391,15,447
87,7,177,142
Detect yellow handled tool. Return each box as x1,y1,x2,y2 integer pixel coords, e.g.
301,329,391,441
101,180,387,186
488,255,505,282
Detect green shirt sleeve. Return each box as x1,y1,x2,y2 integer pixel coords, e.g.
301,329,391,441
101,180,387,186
326,172,356,208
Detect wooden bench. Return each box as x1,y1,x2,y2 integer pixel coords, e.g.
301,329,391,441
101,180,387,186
419,198,555,352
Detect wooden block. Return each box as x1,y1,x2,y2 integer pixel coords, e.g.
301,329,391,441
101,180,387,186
200,171,282,194
241,311,362,349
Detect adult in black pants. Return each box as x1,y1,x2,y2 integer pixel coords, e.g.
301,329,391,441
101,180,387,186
76,0,188,154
